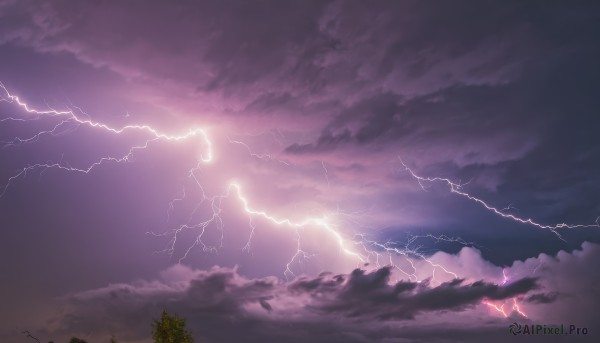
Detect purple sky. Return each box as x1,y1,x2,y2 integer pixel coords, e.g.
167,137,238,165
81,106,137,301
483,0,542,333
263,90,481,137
1,1,600,342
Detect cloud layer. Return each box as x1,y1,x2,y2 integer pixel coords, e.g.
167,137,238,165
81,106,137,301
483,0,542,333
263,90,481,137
36,242,599,343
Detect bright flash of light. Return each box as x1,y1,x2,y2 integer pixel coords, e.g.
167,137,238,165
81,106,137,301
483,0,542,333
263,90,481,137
0,82,468,283
4,82,597,320
483,269,528,317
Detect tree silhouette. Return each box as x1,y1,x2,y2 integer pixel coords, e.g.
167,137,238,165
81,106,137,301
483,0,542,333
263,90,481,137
152,310,194,343
69,338,87,343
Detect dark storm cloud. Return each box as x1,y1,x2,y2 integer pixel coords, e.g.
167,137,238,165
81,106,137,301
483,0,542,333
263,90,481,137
285,128,353,154
0,0,333,110
524,292,560,304
50,264,537,342
2,0,599,187
289,266,537,320
1,0,598,141
0,1,560,112
285,93,402,153
283,84,539,167
54,266,280,341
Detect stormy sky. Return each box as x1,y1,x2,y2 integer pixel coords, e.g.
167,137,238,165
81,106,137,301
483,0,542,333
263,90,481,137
1,1,599,342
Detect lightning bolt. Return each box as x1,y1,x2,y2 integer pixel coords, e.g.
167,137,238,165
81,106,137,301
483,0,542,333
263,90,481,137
483,268,528,317
0,83,357,280
0,82,212,158
0,138,159,198
227,136,291,166
0,82,212,198
483,300,509,317
150,177,366,279
345,232,464,283
398,158,600,240
2,117,78,148
396,158,600,317
321,160,331,188
2,82,589,320
1,83,455,282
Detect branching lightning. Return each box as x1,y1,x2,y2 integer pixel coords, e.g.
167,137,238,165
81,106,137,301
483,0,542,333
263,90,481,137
2,82,597,320
0,82,212,199
2,117,78,148
483,268,528,317
1,82,467,283
395,158,600,317
398,158,600,240
0,82,212,160
227,136,291,166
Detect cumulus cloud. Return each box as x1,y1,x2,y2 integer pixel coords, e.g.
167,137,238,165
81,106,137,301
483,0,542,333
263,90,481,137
507,241,600,328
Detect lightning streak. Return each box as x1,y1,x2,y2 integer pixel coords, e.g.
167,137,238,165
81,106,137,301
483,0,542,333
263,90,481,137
2,118,78,148
397,157,600,317
321,161,330,188
0,138,159,198
0,82,212,198
151,177,366,278
0,82,212,161
0,83,469,283
398,158,600,239
0,88,347,279
483,268,528,317
3,83,589,320
227,136,290,166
